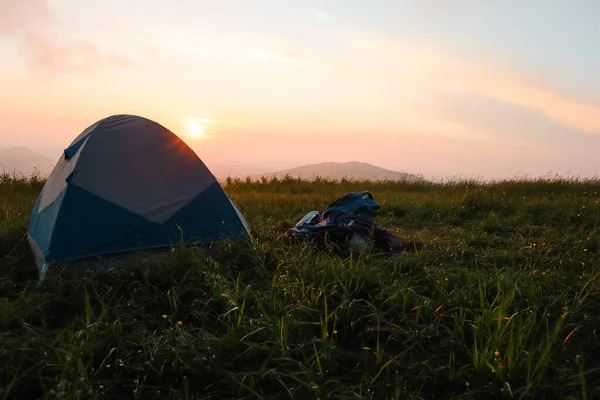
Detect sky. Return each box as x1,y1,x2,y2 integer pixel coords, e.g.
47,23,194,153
1,0,600,180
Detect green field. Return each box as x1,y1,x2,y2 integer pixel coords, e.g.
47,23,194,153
1,173,600,399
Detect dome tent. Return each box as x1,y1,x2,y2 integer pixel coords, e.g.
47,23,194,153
27,114,250,280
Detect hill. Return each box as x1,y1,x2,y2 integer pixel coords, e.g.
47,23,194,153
253,161,424,182
0,147,56,177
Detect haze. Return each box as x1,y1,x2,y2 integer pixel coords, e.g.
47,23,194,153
1,0,600,180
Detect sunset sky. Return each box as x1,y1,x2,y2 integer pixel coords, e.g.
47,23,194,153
1,0,600,179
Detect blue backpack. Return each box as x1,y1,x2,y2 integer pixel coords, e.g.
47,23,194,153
288,191,377,237
286,191,402,253
323,191,380,219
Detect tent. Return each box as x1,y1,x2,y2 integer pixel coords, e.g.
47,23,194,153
27,114,250,280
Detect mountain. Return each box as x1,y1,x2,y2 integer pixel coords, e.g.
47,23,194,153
208,162,300,182
0,147,56,177
252,161,424,182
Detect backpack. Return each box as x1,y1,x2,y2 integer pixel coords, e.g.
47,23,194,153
322,191,380,232
323,191,380,216
286,191,403,254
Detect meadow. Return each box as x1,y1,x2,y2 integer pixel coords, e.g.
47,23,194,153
1,172,600,399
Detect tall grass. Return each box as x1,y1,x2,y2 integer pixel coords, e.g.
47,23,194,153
1,172,600,399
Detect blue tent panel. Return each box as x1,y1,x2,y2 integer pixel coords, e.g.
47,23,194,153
48,184,157,262
167,180,249,240
43,181,249,264
64,133,90,160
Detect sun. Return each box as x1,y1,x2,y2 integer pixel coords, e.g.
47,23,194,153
182,117,214,140
187,122,206,139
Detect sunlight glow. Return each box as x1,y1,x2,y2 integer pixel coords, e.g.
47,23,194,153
182,117,214,140
188,122,205,138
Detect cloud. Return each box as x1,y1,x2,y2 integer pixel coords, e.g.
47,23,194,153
184,117,216,124
0,0,136,75
259,51,316,68
0,0,50,33
324,30,600,135
172,33,320,70
23,32,137,74
313,9,329,21
167,32,485,141
363,97,490,142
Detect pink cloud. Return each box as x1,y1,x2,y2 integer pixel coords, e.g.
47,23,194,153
0,0,53,34
0,0,136,75
23,32,136,74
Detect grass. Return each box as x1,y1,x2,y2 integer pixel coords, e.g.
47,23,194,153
1,172,600,399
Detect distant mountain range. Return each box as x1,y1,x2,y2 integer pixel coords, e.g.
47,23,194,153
251,161,424,182
0,147,56,177
0,147,422,183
